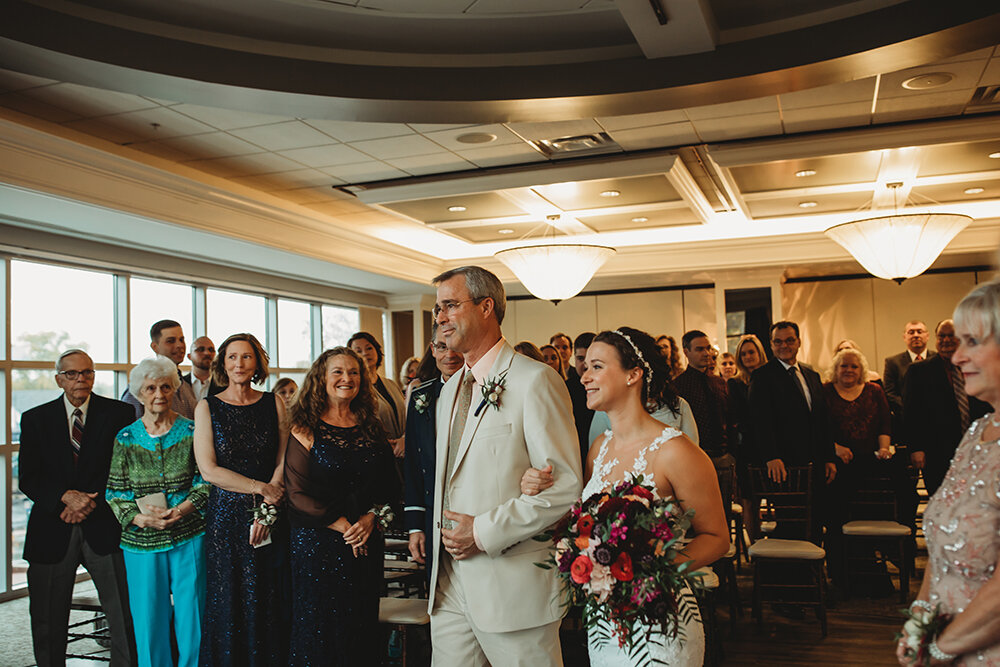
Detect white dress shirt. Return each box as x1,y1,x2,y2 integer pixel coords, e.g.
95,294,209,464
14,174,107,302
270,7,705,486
63,393,91,440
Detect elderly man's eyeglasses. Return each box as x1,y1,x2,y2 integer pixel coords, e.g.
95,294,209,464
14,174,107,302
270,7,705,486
433,298,481,318
58,370,96,380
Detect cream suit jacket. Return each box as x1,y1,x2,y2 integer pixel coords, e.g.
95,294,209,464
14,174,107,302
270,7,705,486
428,341,583,633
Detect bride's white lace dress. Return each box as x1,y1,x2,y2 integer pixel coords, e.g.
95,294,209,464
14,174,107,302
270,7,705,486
582,426,705,667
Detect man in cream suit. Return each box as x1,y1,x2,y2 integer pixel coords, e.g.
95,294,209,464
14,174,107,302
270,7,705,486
429,266,582,666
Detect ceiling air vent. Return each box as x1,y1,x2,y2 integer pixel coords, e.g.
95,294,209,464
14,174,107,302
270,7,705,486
967,85,1000,112
531,132,622,159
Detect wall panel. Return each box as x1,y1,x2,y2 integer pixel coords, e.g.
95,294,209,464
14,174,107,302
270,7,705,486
595,291,684,338
782,278,876,376
682,289,717,343
509,296,598,346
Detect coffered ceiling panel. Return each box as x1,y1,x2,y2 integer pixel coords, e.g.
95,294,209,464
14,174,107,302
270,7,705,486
730,153,884,192
577,207,700,232
531,175,680,210
916,140,1000,176
745,191,874,218
384,192,525,224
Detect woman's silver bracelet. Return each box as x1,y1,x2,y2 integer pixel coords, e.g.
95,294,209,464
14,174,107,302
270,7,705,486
928,637,956,662
910,599,933,614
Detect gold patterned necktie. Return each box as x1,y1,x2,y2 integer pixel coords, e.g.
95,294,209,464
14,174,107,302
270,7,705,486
442,371,475,531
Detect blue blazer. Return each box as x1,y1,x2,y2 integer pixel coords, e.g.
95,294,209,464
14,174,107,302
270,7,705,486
403,378,443,543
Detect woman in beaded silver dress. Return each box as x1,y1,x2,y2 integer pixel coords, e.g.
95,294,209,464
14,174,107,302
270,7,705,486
897,280,1000,666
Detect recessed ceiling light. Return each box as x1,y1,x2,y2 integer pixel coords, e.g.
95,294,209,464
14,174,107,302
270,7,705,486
901,72,955,90
456,132,497,144
795,169,817,178
798,201,818,208
631,216,649,223
989,152,1000,159
964,187,985,195
600,190,621,198
497,228,514,234
447,205,467,212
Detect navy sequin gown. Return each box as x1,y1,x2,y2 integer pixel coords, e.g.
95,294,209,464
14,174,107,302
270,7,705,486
200,393,289,666
285,421,399,667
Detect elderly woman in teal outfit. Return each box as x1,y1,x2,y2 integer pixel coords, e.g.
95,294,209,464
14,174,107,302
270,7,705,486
107,356,209,667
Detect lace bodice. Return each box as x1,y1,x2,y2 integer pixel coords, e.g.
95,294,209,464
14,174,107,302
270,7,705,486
581,426,684,500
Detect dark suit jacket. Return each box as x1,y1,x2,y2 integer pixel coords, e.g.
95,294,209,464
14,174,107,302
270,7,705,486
901,355,991,494
883,350,936,415
748,358,835,467
18,393,136,564
403,378,443,539
566,374,593,462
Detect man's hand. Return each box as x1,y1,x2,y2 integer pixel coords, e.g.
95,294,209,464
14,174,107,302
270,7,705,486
390,437,405,459
441,510,482,561
766,458,787,483
825,462,837,484
910,450,926,469
834,444,853,465
59,490,98,523
408,531,426,564
520,465,554,496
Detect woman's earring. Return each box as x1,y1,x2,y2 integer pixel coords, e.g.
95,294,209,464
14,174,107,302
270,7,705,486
626,380,632,386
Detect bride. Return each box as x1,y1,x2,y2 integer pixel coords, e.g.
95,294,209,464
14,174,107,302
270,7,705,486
523,327,730,666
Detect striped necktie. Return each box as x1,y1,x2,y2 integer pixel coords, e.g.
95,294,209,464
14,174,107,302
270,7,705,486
441,371,475,532
71,408,84,460
950,362,970,432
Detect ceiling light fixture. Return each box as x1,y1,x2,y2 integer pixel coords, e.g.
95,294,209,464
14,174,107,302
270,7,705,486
964,187,985,195
631,216,649,223
599,190,621,198
456,132,497,144
447,205,467,212
989,152,1000,159
497,228,514,234
901,72,955,90
795,169,817,177
825,182,972,284
799,201,818,208
495,244,616,303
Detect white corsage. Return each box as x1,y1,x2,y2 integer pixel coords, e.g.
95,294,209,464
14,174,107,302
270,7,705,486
250,501,278,527
475,371,508,416
370,504,395,531
413,392,430,415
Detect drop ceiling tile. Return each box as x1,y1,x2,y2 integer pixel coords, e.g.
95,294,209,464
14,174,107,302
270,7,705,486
454,142,547,168
128,140,194,162
979,57,1000,86
186,152,305,177
229,120,337,152
781,101,872,134
319,160,409,183
421,124,523,150
607,121,699,150
69,106,216,142
873,89,974,124
22,82,159,117
279,143,373,168
170,103,290,130
685,96,778,120
878,60,986,99
157,131,262,159
62,116,145,144
229,168,334,191
303,119,413,142
597,109,688,132
387,153,476,176
504,119,604,142
407,123,476,132
691,112,782,142
349,134,450,160
0,69,59,91
779,78,876,110
0,92,82,123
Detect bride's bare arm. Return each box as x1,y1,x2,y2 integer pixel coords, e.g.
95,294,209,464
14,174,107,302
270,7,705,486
653,435,730,571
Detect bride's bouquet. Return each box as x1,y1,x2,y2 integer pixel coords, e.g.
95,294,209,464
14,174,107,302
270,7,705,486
536,475,702,656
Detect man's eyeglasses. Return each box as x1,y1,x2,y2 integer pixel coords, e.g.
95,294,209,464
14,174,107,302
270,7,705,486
58,369,96,380
771,337,798,347
433,298,481,318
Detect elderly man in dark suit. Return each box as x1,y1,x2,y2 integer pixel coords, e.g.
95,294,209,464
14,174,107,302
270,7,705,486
883,320,935,433
902,319,992,496
405,326,464,568
19,349,137,667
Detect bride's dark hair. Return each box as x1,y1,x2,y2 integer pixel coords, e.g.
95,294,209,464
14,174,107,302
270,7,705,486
593,327,681,416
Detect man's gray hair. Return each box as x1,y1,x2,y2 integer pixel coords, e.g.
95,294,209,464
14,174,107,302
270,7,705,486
55,349,91,372
432,265,507,325
954,279,1000,344
129,356,181,399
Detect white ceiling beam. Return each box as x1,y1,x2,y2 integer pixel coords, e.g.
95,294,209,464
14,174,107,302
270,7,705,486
614,0,717,59
496,188,595,235
664,158,716,223
872,147,921,209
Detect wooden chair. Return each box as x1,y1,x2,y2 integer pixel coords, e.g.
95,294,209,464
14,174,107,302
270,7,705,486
841,462,911,603
711,463,743,629
747,465,827,637
379,597,429,667
67,594,111,662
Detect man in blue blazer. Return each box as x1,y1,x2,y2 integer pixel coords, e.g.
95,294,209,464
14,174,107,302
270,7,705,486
19,349,137,667
405,325,464,567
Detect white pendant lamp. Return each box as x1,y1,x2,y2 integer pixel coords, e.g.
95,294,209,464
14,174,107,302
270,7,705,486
495,243,616,303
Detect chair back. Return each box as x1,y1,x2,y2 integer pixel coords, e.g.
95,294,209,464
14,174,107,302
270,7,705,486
847,461,901,523
716,463,737,512
748,465,815,541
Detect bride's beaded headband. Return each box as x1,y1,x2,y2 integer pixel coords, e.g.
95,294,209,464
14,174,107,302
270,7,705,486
612,329,653,393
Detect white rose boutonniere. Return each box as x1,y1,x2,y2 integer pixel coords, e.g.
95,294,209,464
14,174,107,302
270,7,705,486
413,392,430,415
475,370,508,416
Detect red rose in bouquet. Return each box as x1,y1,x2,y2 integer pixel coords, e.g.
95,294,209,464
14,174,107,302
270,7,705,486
610,552,634,581
571,555,594,584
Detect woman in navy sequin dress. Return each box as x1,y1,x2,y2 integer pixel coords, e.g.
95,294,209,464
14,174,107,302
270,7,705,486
285,347,399,666
193,333,290,666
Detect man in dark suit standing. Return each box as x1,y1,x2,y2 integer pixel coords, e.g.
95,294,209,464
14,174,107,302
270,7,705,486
903,319,992,496
19,349,137,667
749,321,837,486
121,319,198,419
183,335,223,400
567,332,596,461
883,320,935,434
405,326,464,568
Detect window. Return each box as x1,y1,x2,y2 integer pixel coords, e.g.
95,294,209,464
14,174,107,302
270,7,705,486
11,260,115,363
12,370,115,443
277,299,312,368
322,304,359,350
129,278,193,363
207,289,266,350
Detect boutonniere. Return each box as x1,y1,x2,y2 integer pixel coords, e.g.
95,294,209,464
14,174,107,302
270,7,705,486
413,392,430,415
475,370,508,417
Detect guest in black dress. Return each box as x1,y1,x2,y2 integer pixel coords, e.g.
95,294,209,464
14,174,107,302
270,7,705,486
193,333,290,666
284,346,399,667
730,334,767,539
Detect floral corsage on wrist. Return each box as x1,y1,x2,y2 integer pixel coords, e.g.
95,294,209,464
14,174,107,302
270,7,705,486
250,500,279,527
369,504,395,532
475,370,508,416
897,600,954,665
